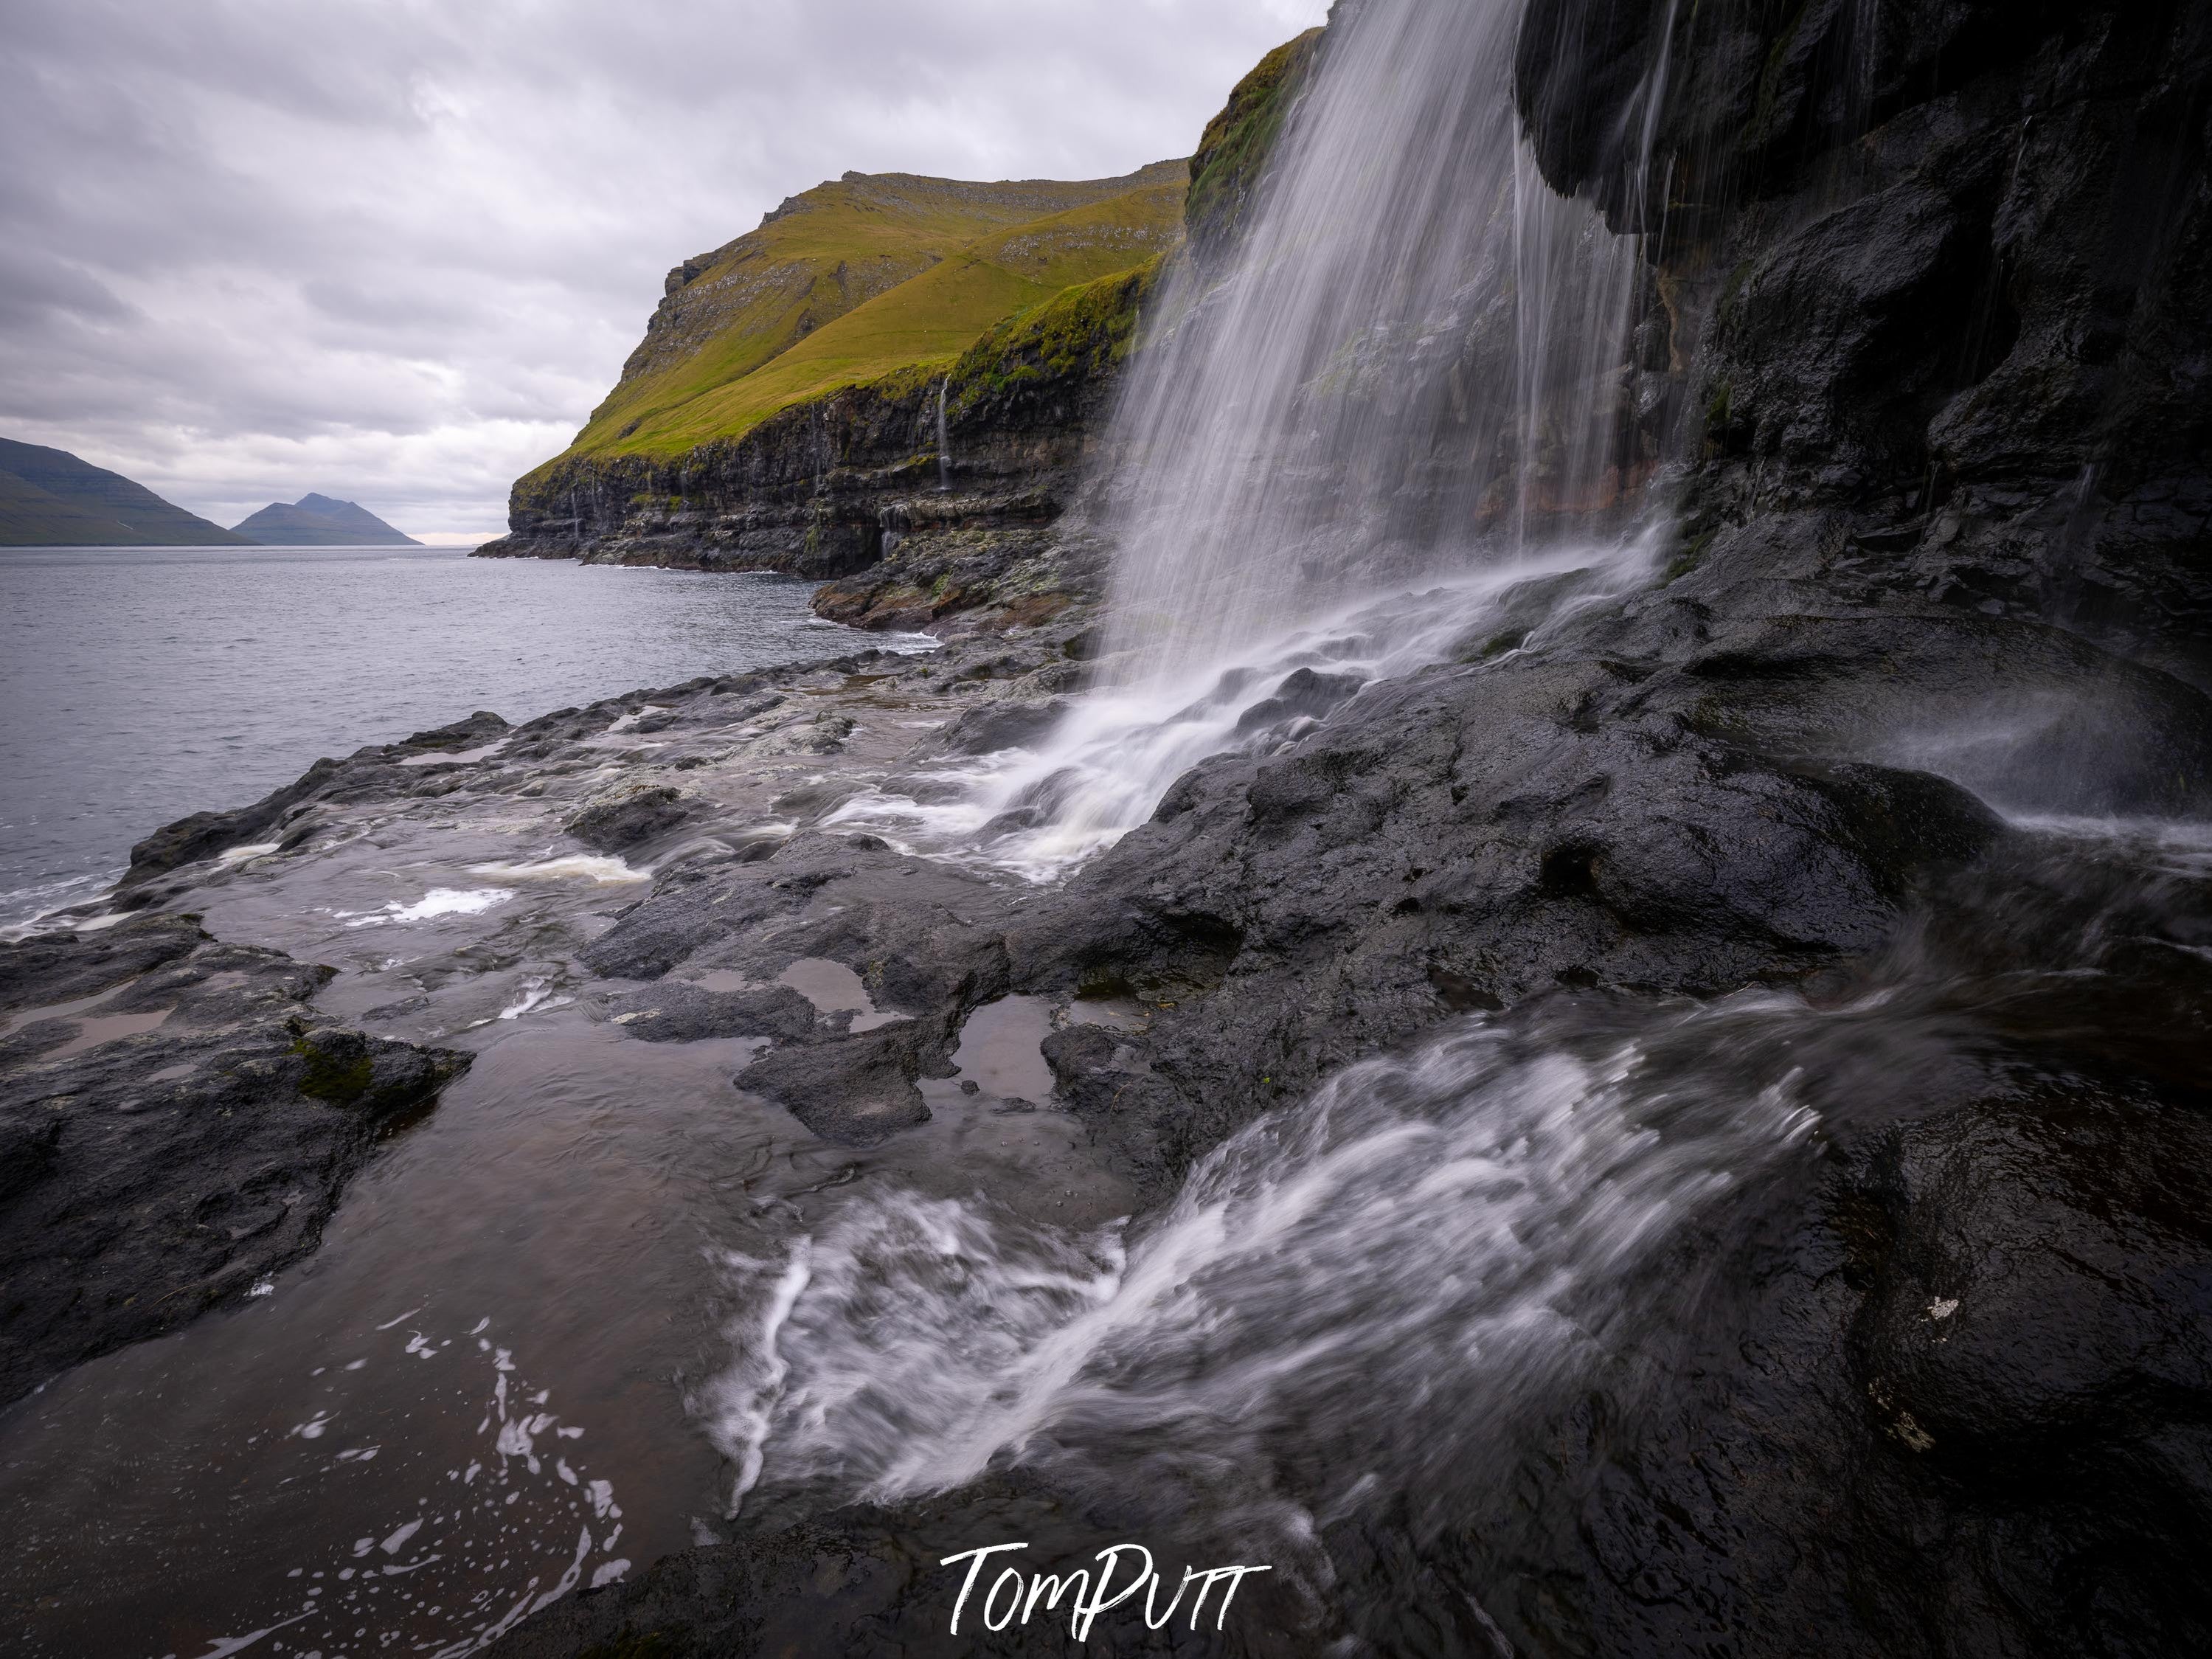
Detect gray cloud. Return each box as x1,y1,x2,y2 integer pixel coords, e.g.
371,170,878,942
0,0,1328,540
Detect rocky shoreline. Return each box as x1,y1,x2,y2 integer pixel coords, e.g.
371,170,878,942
4,0,2210,1654
0,546,1109,1398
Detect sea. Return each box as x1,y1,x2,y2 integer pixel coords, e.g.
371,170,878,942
0,543,903,926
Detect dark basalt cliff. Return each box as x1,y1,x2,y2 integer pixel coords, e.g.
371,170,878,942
1520,0,2212,688
1393,2,2212,1652
476,260,1158,592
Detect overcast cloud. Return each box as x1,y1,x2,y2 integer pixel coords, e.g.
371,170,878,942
0,0,1328,541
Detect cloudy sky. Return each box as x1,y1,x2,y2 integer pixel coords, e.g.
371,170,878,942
0,0,1328,543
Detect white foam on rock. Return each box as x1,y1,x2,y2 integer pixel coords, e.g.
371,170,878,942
829,541,1656,886
701,999,1820,1537
341,888,513,928
467,855,648,884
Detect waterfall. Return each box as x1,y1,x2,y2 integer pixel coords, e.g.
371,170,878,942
1098,0,1656,682
936,378,951,493
828,0,1668,882
699,7,2212,1638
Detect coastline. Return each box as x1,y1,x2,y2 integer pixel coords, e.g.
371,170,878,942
6,501,2208,1652
4,0,2210,1649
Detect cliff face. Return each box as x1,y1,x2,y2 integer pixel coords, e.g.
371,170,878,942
1387,6,2212,1653
1185,26,1326,269
476,261,1157,584
564,164,1187,465
1519,0,2212,688
476,39,1323,607
476,169,1188,578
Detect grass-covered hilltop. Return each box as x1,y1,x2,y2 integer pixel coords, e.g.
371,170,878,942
479,30,1323,583
570,164,1186,463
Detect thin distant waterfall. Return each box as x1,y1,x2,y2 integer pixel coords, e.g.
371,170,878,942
935,378,951,492
1098,0,1657,682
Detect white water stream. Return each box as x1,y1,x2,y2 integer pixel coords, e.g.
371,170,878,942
709,0,1716,1548
705,1002,1823,1540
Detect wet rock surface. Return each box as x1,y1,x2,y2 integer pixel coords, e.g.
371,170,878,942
492,1476,1317,1659
10,7,2210,1652
564,783,701,852
25,501,2211,1655
0,914,468,1405
465,3,2212,1655
1522,0,2212,688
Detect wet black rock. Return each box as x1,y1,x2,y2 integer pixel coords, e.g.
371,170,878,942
122,710,512,883
736,1025,937,1147
1232,666,1365,733
1010,649,2006,1201
122,758,341,885
1416,1064,2212,1659
907,691,1072,761
564,784,701,852
1826,1088,2212,1659
0,915,468,1405
1523,0,2212,688
597,979,819,1045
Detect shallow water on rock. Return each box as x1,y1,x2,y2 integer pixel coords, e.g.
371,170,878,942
0,661,1132,1656
0,983,1123,1656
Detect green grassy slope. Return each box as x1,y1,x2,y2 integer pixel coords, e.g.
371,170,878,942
0,468,144,546
0,437,250,547
509,29,1325,506
534,162,1187,477
597,176,1186,458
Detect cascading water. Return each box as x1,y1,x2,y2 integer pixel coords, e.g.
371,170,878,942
699,808,2212,1587
724,0,1723,1539
1102,0,1654,675
936,377,952,493
704,997,1826,1538
828,534,1660,880
696,4,2212,1631
829,0,1667,879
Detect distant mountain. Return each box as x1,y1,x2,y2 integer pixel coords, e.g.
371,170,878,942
232,493,422,546
0,437,251,547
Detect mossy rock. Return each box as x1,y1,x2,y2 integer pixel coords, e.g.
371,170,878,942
291,1029,378,1106
286,1022,470,1115
946,257,1163,417
1185,26,1325,267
